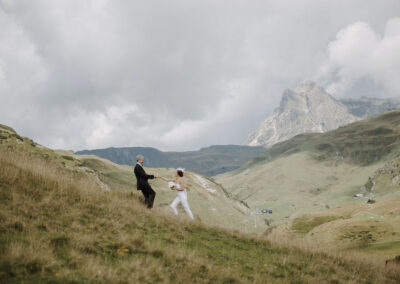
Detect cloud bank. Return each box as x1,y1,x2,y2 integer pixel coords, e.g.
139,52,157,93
0,0,399,150
318,18,400,98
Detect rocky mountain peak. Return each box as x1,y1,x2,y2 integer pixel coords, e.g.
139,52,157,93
246,81,359,147
293,80,317,93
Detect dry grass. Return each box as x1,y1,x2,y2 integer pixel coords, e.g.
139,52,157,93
1,146,399,283
265,225,400,283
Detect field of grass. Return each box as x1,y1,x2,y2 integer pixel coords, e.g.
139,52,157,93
216,111,400,226
1,127,400,282
215,111,400,263
64,153,253,232
216,152,383,224
291,215,343,234
359,240,400,254
366,153,400,195
266,198,400,262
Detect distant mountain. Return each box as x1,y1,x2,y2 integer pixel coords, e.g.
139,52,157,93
246,81,358,147
75,145,266,176
246,110,400,168
340,96,400,118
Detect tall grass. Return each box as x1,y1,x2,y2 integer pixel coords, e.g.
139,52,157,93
1,148,399,283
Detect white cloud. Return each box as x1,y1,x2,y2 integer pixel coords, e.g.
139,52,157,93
0,7,48,98
317,18,400,98
1,1,400,150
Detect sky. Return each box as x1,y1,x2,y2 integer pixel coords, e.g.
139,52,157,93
1,0,399,151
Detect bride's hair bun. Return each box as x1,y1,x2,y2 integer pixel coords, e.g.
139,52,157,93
176,168,185,177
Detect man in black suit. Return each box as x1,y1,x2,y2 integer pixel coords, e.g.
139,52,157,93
134,154,158,209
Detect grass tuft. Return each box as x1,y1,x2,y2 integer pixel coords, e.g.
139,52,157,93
292,216,341,234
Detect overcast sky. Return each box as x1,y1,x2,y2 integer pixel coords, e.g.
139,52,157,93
1,0,399,151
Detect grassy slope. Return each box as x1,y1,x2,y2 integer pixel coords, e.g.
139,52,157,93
244,110,400,168
58,152,252,232
216,152,385,223
216,111,400,255
278,153,400,258
273,197,400,260
1,129,399,283
216,111,400,218
366,153,400,196
0,124,17,134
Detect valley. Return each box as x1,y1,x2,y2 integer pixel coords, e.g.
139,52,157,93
3,124,398,282
1,111,400,282
215,111,400,260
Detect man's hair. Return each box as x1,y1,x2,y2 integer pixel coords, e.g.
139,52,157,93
136,154,144,162
177,170,184,177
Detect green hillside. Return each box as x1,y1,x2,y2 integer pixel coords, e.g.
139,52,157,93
245,110,400,168
0,129,252,231
75,145,266,176
216,111,400,233
274,196,400,260
365,153,400,196
0,124,16,134
1,126,399,283
67,153,252,232
216,111,400,263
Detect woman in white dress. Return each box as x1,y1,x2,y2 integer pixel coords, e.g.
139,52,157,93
159,168,194,220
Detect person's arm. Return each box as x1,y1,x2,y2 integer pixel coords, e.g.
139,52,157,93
159,176,174,182
136,166,155,180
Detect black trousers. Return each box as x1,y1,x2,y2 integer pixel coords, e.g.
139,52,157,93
141,187,156,209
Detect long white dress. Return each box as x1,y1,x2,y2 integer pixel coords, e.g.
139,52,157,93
170,183,194,220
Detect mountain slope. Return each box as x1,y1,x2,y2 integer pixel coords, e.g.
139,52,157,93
71,153,252,231
246,110,400,167
0,127,252,231
216,111,400,229
246,81,358,147
76,145,265,176
2,126,397,282
270,193,400,260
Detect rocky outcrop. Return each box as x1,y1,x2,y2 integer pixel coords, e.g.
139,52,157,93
246,81,359,147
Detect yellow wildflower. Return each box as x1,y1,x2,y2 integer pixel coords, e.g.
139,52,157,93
117,245,129,256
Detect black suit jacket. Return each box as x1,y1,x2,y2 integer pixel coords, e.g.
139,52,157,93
134,164,155,192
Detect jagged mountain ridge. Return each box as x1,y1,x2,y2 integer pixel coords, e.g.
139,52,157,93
246,81,359,147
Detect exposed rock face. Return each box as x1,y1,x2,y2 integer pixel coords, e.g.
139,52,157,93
246,81,359,147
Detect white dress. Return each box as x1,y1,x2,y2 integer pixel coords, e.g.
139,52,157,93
170,183,194,220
